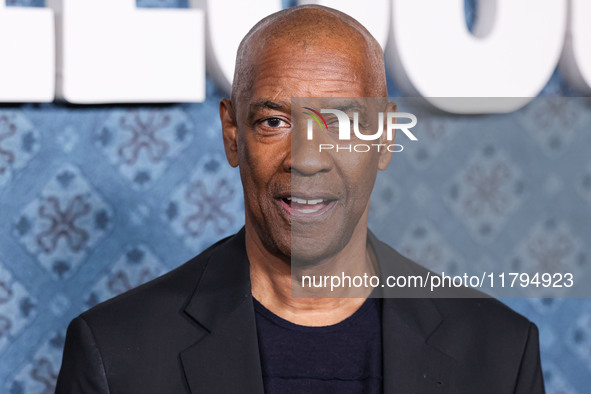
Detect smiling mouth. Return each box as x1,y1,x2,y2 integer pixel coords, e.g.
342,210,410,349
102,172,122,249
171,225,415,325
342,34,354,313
280,196,336,216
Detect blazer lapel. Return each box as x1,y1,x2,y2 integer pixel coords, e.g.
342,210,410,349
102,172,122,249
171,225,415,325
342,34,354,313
179,229,265,394
382,298,456,393
369,232,457,393
178,228,456,393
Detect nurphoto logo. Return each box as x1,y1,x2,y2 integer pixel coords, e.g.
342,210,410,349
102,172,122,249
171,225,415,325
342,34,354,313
303,106,418,153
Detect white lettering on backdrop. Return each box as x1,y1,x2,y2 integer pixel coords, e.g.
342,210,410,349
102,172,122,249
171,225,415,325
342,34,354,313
559,0,591,95
0,0,54,102
385,0,567,113
0,0,588,113
47,0,204,103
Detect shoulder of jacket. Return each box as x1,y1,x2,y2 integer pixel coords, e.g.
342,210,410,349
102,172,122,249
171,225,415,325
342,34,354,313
79,233,235,327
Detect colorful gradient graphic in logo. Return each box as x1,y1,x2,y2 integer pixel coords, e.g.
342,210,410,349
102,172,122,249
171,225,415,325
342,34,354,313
303,107,328,131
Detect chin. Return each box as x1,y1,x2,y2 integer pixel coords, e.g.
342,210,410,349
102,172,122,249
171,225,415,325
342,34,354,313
290,231,352,268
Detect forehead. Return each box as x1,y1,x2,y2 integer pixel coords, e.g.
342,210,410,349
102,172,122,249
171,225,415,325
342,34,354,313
246,39,375,104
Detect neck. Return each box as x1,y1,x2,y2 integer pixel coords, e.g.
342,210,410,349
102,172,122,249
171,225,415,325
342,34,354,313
246,210,377,327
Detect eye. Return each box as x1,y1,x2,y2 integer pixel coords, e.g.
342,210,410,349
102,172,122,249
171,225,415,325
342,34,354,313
259,117,290,130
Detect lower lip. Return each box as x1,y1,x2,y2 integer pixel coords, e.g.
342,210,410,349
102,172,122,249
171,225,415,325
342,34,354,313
279,198,337,218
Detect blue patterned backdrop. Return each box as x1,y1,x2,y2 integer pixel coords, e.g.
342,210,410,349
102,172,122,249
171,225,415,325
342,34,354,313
1,1,590,393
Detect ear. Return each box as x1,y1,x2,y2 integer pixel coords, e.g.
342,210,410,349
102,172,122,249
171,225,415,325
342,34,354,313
220,98,239,168
378,101,397,171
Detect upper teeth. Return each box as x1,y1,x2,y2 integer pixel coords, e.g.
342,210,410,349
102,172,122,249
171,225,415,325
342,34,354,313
287,197,324,205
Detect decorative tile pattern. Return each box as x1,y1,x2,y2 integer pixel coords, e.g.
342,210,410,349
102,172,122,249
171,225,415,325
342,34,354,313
510,219,585,278
7,332,65,394
445,144,524,243
55,126,79,154
0,263,36,354
543,362,578,394
84,244,167,309
518,98,588,157
397,220,463,275
13,165,113,279
528,297,564,315
0,112,40,189
404,110,458,169
569,308,591,371
166,153,244,252
94,109,194,190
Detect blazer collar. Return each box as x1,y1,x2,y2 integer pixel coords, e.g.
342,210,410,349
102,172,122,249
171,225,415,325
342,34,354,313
369,231,457,393
180,228,265,394
180,228,456,393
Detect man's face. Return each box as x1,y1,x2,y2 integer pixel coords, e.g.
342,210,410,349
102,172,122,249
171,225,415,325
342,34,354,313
221,37,392,264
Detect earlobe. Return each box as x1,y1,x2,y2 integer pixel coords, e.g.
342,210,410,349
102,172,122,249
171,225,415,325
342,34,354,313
378,146,393,170
220,98,239,168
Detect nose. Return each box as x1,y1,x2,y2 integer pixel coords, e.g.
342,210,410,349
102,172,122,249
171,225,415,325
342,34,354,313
284,119,333,176
284,114,333,176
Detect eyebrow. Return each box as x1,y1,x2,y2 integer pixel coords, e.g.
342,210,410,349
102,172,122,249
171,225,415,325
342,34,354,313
249,99,291,113
333,101,365,113
310,100,366,116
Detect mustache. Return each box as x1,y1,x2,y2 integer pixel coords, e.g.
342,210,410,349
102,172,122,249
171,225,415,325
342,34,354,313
271,177,343,200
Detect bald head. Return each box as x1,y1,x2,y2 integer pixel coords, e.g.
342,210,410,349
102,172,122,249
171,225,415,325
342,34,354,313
231,5,387,106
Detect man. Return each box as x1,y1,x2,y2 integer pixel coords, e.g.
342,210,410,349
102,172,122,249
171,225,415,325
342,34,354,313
56,5,544,393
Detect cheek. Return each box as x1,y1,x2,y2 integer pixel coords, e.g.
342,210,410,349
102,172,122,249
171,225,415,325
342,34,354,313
239,139,263,178
238,139,280,198
343,154,380,200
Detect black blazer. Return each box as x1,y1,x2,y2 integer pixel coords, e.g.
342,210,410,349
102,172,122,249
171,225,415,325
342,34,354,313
55,228,544,393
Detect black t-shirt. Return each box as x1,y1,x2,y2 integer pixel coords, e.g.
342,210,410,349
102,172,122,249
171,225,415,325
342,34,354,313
254,297,383,394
